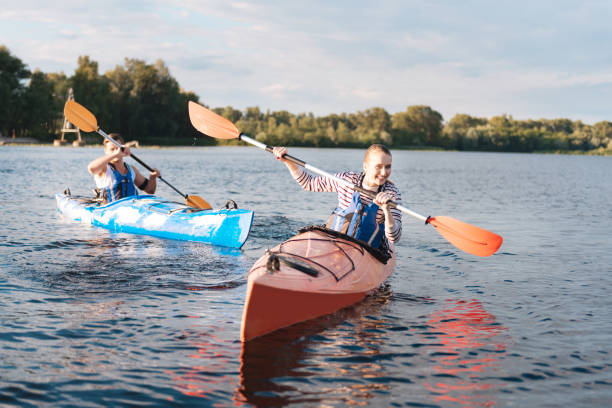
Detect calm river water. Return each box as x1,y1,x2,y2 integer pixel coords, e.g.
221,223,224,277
1,145,610,407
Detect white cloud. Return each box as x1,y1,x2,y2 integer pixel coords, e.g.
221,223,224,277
1,0,611,123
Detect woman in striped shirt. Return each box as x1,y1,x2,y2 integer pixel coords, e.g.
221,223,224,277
272,144,402,246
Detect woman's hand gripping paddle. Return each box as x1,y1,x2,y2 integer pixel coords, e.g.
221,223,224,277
188,101,503,256
64,100,212,210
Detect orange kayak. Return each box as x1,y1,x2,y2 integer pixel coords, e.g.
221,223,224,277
240,226,396,342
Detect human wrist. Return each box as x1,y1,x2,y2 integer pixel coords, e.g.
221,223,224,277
288,163,301,174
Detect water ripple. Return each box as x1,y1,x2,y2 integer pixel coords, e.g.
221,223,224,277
1,147,611,407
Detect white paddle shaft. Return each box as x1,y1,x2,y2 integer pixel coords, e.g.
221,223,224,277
239,134,428,222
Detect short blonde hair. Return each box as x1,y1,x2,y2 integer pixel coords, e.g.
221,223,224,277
364,144,391,163
363,144,393,184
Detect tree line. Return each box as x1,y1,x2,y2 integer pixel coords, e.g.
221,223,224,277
1,46,203,145
2,45,610,154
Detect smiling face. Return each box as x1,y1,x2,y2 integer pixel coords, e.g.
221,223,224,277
363,149,392,189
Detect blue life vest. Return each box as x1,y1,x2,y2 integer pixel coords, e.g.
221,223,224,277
104,163,137,203
326,189,386,249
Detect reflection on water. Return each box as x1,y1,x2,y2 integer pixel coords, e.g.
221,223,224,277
233,294,509,408
166,328,241,401
423,299,508,407
14,232,249,295
2,147,611,407
235,287,396,406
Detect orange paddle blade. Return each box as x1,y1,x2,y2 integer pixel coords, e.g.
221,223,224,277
188,101,240,140
63,100,98,132
428,216,503,257
186,195,212,210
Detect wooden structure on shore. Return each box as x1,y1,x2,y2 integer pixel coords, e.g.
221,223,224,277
54,88,85,147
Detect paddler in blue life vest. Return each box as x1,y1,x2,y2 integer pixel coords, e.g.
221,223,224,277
87,133,161,203
272,144,402,249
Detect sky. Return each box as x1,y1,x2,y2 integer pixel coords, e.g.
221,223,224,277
1,0,611,124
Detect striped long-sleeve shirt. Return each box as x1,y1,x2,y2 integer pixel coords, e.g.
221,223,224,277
291,168,402,243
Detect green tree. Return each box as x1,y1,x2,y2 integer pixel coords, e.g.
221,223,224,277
487,115,513,150
69,56,112,128
176,89,209,145
335,121,352,144
105,61,134,133
0,45,30,137
391,105,443,147
549,118,574,134
221,106,243,123
443,114,488,150
127,59,180,143
22,70,62,139
270,110,292,126
105,58,202,145
592,121,612,150
47,72,69,103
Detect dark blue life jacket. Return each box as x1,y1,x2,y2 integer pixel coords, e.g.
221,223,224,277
104,163,137,203
326,182,386,249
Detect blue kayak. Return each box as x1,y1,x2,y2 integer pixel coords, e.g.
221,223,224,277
56,193,254,248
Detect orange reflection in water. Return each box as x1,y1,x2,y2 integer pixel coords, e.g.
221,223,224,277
164,325,242,405
423,299,508,408
235,288,395,407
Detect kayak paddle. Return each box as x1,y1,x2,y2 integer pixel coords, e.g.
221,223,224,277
64,100,212,210
187,101,503,257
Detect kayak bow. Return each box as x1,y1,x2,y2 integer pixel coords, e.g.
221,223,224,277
240,226,395,341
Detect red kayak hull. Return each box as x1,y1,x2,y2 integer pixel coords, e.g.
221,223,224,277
241,227,395,341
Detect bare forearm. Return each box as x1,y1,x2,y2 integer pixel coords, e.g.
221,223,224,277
285,161,301,176
88,152,120,175
143,177,157,194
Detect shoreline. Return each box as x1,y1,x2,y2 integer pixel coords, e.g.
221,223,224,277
1,139,609,156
